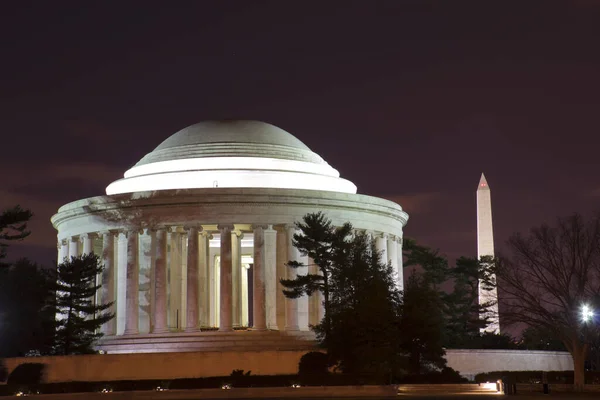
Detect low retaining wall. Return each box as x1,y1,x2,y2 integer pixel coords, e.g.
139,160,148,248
1,350,307,383
515,384,600,393
445,349,573,379
1,348,575,384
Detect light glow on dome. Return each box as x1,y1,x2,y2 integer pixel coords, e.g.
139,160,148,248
106,169,357,195
124,157,340,179
105,120,358,195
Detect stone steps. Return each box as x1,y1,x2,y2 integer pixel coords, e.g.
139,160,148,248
397,384,499,394
97,330,319,354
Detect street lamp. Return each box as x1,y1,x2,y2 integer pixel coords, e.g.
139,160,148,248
581,304,594,322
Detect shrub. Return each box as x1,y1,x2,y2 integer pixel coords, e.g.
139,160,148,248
399,367,468,384
7,363,46,386
0,360,7,383
299,352,329,376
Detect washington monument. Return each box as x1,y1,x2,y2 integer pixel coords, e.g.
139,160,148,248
477,173,500,333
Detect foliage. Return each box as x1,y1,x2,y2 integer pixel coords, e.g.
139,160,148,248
0,360,7,383
520,326,567,351
298,352,329,377
399,367,468,384
399,272,446,373
444,256,497,347
403,239,498,350
0,258,55,357
280,212,352,344
230,369,251,377
494,213,600,390
7,363,45,385
283,213,402,379
317,232,402,378
0,205,33,267
51,253,114,355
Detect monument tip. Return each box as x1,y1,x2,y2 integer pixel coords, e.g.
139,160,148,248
478,173,489,190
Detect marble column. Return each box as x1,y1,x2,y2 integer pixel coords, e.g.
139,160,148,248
387,235,399,283
185,226,201,332
82,233,98,318
375,233,388,264
59,239,68,263
169,232,182,330
218,224,234,332
285,225,299,331
308,258,318,327
231,231,243,328
198,232,211,328
275,226,288,330
116,232,127,335
252,225,267,330
138,230,153,334
264,225,277,330
397,237,404,292
68,236,79,259
124,230,139,335
297,252,309,331
82,233,95,254
101,231,116,336
153,228,169,333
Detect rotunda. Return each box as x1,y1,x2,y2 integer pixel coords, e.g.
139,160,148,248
52,120,408,354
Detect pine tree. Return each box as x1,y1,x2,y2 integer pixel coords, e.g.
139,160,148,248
280,212,352,344
0,205,33,268
323,232,402,378
52,253,114,355
400,272,447,373
403,239,497,348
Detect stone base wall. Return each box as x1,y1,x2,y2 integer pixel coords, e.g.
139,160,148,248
2,350,308,383
445,349,574,379
1,348,575,384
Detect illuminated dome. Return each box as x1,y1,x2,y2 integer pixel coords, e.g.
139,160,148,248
106,120,357,195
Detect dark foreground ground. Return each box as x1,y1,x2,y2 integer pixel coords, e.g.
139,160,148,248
4,384,600,399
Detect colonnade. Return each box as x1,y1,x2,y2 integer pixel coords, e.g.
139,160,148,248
57,225,403,337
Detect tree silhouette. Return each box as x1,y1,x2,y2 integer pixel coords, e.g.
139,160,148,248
52,253,114,355
280,212,352,344
0,205,33,268
495,213,600,391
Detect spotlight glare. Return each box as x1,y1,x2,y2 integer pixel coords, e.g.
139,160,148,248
581,304,594,322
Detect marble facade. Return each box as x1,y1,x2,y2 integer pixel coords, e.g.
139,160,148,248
52,121,408,353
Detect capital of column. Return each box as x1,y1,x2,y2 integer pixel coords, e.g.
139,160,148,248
148,226,173,234
217,224,235,233
183,224,203,233
363,229,374,238
99,229,119,238
374,232,388,240
80,232,98,241
69,235,80,243
60,238,68,246
234,231,244,240
201,231,214,240
252,224,269,231
117,228,143,237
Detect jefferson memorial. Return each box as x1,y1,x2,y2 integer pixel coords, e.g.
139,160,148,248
51,120,409,354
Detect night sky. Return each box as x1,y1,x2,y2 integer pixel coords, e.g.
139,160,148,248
2,1,600,267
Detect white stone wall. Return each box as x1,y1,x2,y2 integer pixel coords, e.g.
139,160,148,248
445,349,574,379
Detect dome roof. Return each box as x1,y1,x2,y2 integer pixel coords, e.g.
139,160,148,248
106,120,357,195
136,120,325,166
